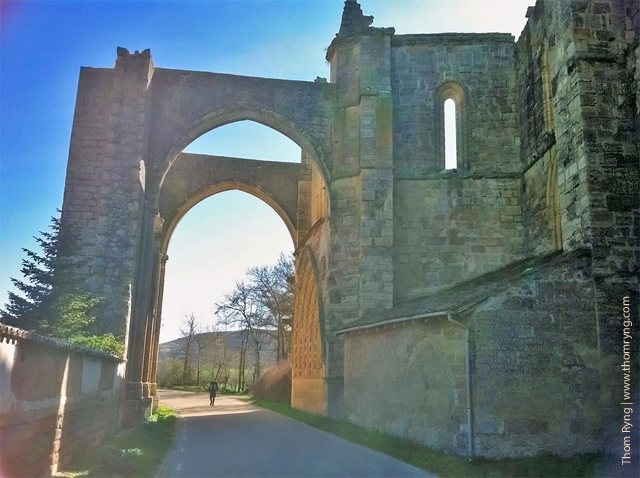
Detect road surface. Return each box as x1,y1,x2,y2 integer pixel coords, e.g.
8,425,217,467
158,389,435,478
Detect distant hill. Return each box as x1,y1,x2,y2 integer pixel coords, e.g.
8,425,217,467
158,329,279,365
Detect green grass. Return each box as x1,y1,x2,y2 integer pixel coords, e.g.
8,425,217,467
252,399,605,478
61,405,178,477
167,384,251,396
168,385,208,393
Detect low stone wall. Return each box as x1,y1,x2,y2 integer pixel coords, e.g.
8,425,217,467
0,324,126,477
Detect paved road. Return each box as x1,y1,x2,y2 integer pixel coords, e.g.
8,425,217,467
158,390,435,478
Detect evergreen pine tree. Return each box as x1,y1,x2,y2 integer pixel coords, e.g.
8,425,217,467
1,211,125,357
1,214,61,329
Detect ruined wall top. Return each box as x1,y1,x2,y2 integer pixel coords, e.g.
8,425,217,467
338,0,374,36
391,32,514,46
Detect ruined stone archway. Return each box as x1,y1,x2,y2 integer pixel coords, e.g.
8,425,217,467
158,153,302,247
150,108,333,201
59,48,336,419
136,145,329,413
48,0,640,459
139,151,304,403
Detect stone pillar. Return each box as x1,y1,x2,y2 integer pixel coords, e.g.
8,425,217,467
549,1,639,353
141,216,164,398
60,48,156,424
123,209,159,421
323,1,395,417
148,253,168,411
357,33,394,316
291,248,325,414
60,48,155,339
296,150,314,246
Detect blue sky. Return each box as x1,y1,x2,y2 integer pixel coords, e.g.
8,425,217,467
0,0,531,342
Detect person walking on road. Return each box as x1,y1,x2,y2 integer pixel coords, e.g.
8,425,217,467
208,380,219,406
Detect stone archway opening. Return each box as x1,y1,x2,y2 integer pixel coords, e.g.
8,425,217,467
159,120,305,248
156,190,295,393
152,108,332,204
141,119,329,414
160,190,295,344
186,120,302,164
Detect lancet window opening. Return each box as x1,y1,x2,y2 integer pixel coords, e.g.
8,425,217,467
435,82,466,171
444,98,457,169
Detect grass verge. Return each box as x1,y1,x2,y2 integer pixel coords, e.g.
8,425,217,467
60,405,178,478
252,399,605,478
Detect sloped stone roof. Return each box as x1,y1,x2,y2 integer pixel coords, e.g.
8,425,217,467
337,249,591,334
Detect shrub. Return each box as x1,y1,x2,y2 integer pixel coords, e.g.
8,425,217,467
252,361,291,404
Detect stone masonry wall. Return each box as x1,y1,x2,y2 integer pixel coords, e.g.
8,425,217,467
56,1,639,454
391,34,520,176
291,149,331,414
517,0,639,359
343,251,610,459
515,4,563,256
158,153,301,245
394,177,523,301
145,69,335,197
521,144,563,255
0,325,125,477
470,253,608,458
328,29,396,328
344,320,468,456
291,247,325,414
339,1,637,460
61,49,154,338
60,48,338,409
391,34,523,301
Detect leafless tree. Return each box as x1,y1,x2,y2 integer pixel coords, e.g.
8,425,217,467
202,323,232,384
215,282,257,391
192,326,217,386
247,254,294,361
179,313,201,385
215,254,294,389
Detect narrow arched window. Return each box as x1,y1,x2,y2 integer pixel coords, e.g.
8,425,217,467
444,98,457,169
435,82,465,171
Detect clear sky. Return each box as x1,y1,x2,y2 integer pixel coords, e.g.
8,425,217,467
0,0,532,343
